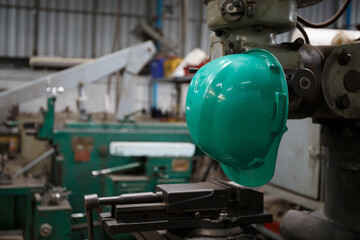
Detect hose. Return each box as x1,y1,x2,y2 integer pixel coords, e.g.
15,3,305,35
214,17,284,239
296,22,310,44
297,0,352,28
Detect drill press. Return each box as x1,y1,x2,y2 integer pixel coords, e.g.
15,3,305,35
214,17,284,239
85,1,359,239
192,0,359,239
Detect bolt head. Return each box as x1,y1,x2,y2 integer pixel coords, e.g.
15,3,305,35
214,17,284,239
215,31,223,37
299,77,310,90
228,42,235,49
336,95,350,109
232,0,240,7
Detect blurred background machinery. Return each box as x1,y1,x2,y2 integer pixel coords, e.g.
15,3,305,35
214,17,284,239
0,41,205,240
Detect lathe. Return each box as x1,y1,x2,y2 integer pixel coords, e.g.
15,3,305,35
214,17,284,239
0,41,203,240
85,0,360,239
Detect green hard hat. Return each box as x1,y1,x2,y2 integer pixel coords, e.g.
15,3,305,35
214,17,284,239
186,49,288,187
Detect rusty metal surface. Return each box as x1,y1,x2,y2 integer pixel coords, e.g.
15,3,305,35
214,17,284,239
71,137,93,162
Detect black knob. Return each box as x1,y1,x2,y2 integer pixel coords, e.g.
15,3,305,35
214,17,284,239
338,52,351,65
285,68,316,98
215,31,223,37
232,0,241,7
289,38,304,50
336,95,350,109
228,42,235,49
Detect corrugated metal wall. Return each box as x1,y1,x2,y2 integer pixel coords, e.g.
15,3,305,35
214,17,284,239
0,0,210,58
0,0,359,58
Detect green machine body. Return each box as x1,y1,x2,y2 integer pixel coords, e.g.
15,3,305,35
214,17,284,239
186,49,288,187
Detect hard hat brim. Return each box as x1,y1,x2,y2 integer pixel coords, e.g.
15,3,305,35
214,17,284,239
220,129,285,187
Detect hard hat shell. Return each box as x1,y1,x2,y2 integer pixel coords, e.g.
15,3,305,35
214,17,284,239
186,49,288,187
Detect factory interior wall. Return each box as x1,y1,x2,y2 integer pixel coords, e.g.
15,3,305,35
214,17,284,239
1,0,360,59
1,0,360,117
0,0,211,58
0,68,181,117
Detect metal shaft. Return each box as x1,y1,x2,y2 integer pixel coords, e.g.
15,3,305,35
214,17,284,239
84,191,163,240
91,162,141,176
86,208,94,240
13,148,55,179
322,122,360,231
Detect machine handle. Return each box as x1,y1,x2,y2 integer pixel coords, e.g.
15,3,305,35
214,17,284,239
91,162,141,176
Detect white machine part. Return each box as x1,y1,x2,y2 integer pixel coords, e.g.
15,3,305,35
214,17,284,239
109,142,196,158
291,27,360,45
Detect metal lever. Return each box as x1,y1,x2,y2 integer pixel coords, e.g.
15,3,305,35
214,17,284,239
13,148,55,179
91,162,141,176
84,191,164,240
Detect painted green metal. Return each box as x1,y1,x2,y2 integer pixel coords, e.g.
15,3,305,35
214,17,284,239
52,121,193,213
52,122,194,239
38,97,55,140
33,199,72,240
186,49,288,187
106,175,152,196
2,95,197,240
105,158,191,196
0,180,43,239
206,0,297,33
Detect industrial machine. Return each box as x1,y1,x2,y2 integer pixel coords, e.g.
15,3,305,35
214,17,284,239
85,0,360,239
0,41,202,240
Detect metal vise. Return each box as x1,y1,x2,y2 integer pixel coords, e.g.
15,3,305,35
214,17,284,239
84,181,272,240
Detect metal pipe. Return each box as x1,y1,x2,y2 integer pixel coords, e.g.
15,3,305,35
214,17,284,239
29,56,92,68
91,0,98,58
3,2,8,56
15,0,19,56
81,0,87,58
44,1,49,56
156,0,163,30
63,0,69,57
152,0,164,110
86,209,95,240
13,148,55,179
180,0,188,57
345,1,352,29
115,70,121,114
55,0,60,56
197,2,204,48
32,0,39,56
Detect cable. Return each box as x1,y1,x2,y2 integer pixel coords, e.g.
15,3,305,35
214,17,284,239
296,22,310,44
297,0,352,28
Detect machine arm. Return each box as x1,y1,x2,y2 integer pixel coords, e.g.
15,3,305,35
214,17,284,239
0,41,155,109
